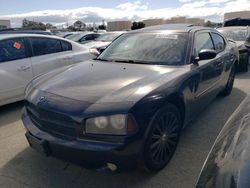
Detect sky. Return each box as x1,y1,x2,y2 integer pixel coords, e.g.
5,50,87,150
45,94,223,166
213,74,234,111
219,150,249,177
0,0,249,27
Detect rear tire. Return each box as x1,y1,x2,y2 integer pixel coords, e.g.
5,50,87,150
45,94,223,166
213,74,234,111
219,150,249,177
143,103,182,172
220,65,236,96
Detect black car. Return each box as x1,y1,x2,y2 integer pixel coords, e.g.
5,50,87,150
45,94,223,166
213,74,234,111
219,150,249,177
218,27,249,72
196,95,250,188
22,24,238,172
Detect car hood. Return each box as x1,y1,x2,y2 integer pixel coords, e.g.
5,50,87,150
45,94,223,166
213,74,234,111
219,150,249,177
30,60,187,104
83,41,111,48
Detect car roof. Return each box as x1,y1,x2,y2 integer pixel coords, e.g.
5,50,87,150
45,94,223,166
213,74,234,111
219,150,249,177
129,24,215,33
217,26,248,31
0,33,65,40
106,31,126,34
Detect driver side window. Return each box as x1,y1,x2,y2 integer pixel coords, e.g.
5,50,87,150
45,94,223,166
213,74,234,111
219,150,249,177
194,32,214,57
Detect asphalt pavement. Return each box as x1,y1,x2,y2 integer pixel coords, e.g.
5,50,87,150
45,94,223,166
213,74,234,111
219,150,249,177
0,71,250,188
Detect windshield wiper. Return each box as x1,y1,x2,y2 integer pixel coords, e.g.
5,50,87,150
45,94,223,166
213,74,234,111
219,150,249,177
95,58,110,62
113,60,149,64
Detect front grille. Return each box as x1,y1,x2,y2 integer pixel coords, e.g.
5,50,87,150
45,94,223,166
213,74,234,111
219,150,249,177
26,102,77,138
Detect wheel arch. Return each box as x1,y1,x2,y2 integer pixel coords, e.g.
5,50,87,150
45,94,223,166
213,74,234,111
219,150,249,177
164,92,186,126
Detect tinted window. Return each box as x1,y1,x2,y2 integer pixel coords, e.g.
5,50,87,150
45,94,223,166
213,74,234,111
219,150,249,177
61,40,72,51
194,32,214,56
93,34,100,40
30,38,62,56
98,33,188,65
211,33,225,52
0,38,27,63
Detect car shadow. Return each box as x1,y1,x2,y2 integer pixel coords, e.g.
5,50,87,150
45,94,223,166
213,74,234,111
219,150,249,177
235,71,250,80
0,89,247,188
0,101,24,128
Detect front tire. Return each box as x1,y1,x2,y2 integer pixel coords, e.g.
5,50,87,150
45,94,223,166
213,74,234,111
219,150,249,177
144,103,182,172
220,65,236,96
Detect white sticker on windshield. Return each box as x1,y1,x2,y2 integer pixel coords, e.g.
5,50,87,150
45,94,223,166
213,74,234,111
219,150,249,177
155,34,178,39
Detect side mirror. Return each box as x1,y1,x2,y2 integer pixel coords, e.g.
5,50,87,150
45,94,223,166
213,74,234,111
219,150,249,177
197,49,217,61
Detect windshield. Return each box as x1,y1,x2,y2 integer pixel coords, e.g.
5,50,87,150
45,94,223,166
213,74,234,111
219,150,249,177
95,33,122,42
98,32,188,65
66,33,85,42
219,29,248,41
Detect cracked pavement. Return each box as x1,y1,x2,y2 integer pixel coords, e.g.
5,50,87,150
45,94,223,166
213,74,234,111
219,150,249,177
0,71,250,188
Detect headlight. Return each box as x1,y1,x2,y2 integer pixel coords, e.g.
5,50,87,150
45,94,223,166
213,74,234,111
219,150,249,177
89,48,100,56
85,114,136,135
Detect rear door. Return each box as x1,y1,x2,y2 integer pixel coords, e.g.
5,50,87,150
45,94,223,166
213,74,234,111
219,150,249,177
29,37,69,76
0,38,33,105
210,32,230,87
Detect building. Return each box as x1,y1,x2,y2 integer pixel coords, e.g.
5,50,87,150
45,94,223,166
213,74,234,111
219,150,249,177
224,11,250,20
166,16,205,26
0,20,11,29
107,21,132,31
166,17,186,24
142,19,166,27
186,18,205,26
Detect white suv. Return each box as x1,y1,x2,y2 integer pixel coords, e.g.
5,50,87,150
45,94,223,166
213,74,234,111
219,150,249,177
0,34,93,106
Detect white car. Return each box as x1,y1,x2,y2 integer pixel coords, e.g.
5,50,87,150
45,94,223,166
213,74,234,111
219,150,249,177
84,31,125,49
0,34,93,106
65,32,101,44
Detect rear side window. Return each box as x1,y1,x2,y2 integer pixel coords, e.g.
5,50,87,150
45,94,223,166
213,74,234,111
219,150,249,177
30,38,62,56
194,32,214,56
211,33,226,53
61,40,72,51
0,38,27,63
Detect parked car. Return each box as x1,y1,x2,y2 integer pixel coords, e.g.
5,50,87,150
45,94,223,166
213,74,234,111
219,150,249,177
196,95,250,188
223,17,250,27
56,32,74,38
0,28,52,35
22,24,238,172
84,31,125,55
65,32,101,44
0,34,93,106
218,26,249,72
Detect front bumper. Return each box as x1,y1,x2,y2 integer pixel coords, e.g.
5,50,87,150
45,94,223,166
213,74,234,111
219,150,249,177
22,112,141,171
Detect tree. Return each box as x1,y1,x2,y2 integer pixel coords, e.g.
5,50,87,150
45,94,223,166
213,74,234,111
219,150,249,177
45,23,56,29
131,22,145,30
22,18,46,30
204,20,220,28
98,25,106,30
73,20,86,31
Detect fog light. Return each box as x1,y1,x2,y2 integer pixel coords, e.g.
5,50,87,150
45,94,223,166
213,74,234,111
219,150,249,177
107,163,117,171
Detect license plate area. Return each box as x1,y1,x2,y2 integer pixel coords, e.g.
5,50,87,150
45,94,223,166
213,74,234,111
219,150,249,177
25,132,51,156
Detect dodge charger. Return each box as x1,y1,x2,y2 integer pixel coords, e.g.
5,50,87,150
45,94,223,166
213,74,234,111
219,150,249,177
22,24,238,172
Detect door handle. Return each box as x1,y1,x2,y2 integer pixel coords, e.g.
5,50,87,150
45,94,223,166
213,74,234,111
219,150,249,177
17,66,31,71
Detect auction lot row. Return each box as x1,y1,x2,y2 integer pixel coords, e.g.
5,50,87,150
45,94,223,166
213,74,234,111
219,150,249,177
0,71,249,188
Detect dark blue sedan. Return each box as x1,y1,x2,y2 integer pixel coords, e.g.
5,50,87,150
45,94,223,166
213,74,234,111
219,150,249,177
22,24,238,172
